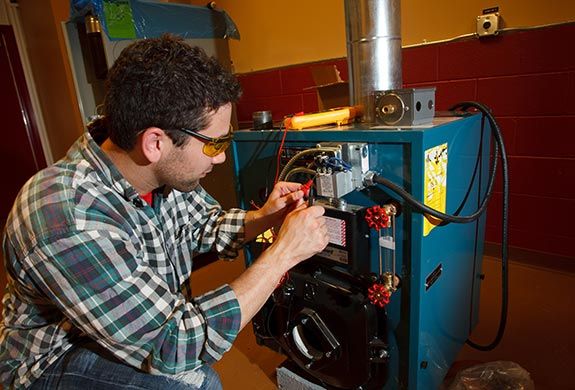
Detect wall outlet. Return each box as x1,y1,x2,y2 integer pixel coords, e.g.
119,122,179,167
477,13,500,37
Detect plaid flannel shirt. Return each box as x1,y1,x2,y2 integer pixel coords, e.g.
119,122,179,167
0,133,246,389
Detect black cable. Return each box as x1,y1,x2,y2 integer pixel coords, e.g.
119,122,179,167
454,102,509,352
372,101,509,351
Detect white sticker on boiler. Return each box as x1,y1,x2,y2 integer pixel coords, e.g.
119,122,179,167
324,216,346,247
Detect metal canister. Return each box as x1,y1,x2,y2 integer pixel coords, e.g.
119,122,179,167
252,111,273,130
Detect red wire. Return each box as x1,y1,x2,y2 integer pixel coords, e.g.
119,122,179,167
274,125,289,184
271,123,296,286
300,179,314,198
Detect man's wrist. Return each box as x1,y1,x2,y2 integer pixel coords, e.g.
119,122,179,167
263,241,296,273
246,209,264,224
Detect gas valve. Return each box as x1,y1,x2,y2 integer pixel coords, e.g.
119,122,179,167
365,205,390,230
368,282,391,308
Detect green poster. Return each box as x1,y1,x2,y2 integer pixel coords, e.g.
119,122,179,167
103,0,137,39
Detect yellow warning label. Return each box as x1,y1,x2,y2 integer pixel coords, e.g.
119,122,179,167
423,143,448,236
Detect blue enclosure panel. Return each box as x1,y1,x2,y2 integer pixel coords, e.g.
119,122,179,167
231,114,489,389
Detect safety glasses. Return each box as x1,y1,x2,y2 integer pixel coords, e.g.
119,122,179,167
177,124,234,157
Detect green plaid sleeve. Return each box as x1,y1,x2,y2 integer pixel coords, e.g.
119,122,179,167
170,186,247,260
25,228,241,373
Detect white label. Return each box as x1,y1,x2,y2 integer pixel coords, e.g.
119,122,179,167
318,175,335,198
325,216,346,247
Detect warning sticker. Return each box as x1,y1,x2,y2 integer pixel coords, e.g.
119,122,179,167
325,216,347,247
423,143,448,236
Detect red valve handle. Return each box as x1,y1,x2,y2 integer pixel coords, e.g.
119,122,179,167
368,282,391,308
365,205,390,230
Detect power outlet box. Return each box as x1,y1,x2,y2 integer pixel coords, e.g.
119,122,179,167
476,12,500,37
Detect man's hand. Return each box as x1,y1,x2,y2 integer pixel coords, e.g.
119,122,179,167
244,182,305,241
258,181,305,221
271,204,329,267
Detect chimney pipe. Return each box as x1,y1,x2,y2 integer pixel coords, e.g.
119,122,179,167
345,0,402,123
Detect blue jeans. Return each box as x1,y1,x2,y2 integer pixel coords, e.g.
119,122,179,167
30,342,222,390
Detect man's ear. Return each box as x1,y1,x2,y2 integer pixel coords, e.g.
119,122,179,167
139,127,167,163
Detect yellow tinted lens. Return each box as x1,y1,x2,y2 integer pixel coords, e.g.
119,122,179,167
203,140,231,156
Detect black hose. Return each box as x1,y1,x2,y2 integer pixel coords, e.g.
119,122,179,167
372,101,509,351
455,102,509,352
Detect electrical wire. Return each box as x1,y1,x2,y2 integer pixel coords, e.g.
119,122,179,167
326,156,352,171
274,124,289,184
372,101,509,351
456,102,509,352
278,147,340,182
284,167,317,181
402,20,574,50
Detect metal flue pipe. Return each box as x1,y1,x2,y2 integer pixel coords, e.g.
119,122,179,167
344,0,402,123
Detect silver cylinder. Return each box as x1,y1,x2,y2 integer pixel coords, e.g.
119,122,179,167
252,110,273,130
345,0,402,123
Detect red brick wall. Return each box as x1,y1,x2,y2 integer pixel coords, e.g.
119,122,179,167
235,58,348,128
235,23,575,259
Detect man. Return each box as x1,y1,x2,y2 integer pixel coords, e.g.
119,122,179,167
1,35,328,389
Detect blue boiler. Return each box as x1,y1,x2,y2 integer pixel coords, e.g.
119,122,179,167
230,113,490,389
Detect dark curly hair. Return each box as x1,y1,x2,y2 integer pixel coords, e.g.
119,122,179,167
102,34,241,150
